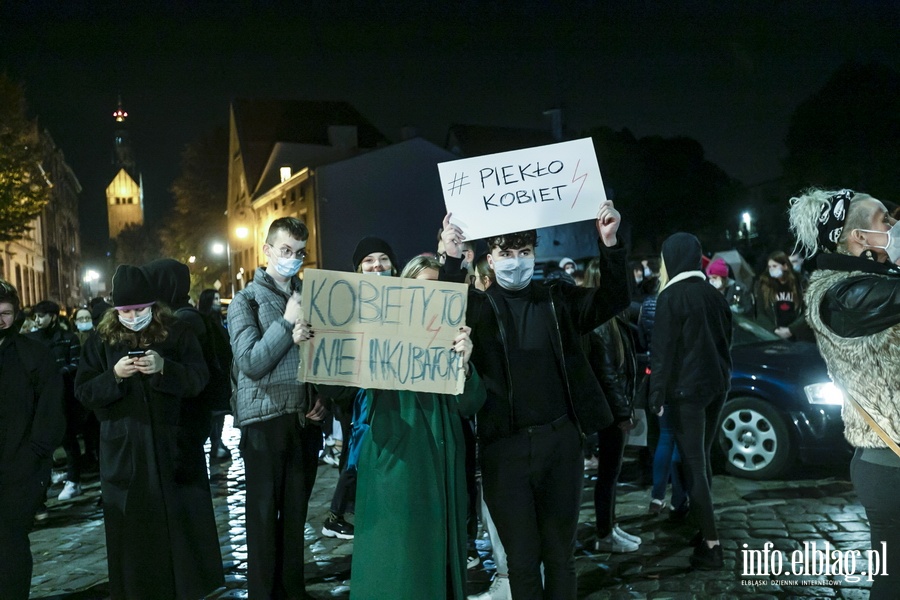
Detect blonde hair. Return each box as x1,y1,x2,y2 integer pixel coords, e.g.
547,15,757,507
400,255,441,279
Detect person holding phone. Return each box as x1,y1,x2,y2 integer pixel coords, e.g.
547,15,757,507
75,264,222,600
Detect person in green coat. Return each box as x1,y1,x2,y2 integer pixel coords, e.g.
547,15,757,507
349,256,487,600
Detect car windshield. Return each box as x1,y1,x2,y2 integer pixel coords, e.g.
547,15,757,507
732,315,781,346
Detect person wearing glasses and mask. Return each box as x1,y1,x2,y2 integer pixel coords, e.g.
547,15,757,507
228,216,327,600
789,188,900,600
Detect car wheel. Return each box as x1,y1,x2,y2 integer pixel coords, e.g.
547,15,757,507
717,397,793,480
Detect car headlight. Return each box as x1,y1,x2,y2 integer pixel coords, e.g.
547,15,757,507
805,382,844,406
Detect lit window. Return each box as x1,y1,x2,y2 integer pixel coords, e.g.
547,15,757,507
280,167,292,183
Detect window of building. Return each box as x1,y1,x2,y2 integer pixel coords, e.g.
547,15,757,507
280,166,292,183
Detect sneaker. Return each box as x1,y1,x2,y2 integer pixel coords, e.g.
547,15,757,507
648,498,666,514
690,541,724,570
58,481,82,501
583,456,599,471
322,515,354,540
322,450,341,468
467,551,480,570
467,575,511,600
594,531,639,553
51,470,67,485
212,443,231,460
324,435,336,447
613,524,641,546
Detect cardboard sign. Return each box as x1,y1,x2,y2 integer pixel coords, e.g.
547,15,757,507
438,137,606,241
297,269,468,395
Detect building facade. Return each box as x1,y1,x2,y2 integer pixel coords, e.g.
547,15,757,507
106,97,143,239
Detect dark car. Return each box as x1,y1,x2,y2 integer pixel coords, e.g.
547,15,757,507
715,316,851,479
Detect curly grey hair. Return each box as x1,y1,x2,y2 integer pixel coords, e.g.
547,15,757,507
788,188,872,258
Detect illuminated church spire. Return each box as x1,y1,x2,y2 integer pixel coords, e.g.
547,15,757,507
112,93,135,172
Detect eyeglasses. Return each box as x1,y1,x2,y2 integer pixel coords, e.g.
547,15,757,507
276,246,307,261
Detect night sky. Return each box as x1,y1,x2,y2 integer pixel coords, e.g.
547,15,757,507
1,2,898,250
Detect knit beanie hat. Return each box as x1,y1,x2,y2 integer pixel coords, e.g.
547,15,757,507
559,257,575,269
352,236,398,271
706,257,729,278
112,265,156,310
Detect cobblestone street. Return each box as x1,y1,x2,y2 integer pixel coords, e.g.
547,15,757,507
29,420,874,599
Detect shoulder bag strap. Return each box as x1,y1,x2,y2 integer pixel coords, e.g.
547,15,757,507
841,384,900,459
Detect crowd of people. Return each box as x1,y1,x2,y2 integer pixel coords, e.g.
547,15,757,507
1,188,899,600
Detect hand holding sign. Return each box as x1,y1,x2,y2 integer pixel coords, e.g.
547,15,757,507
284,291,303,324
595,200,621,247
452,325,473,367
441,213,466,260
292,319,314,345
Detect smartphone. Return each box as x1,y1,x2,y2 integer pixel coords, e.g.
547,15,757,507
127,350,146,358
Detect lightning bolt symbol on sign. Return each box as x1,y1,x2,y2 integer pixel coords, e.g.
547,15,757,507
426,314,442,348
570,159,589,209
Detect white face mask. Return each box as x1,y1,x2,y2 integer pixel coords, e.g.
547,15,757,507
710,278,723,290
492,256,535,291
768,267,783,280
859,221,900,264
643,266,652,277
119,312,153,332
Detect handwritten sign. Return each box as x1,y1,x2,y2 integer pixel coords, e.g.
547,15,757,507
298,269,469,395
438,137,606,241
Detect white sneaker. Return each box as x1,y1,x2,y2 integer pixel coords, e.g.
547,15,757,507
583,456,599,470
613,524,642,545
467,575,511,600
58,481,82,501
51,470,67,485
323,450,341,467
594,531,639,553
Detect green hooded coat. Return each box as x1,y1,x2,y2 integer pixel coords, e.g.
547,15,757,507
350,370,485,599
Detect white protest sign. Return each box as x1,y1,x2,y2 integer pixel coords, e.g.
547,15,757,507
298,269,468,395
438,137,606,241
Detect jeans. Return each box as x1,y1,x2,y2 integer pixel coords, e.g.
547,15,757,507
668,392,725,541
850,448,900,600
482,419,582,600
651,411,686,508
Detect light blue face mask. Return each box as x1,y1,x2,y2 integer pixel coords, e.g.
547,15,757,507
364,270,392,276
76,321,93,332
273,256,303,277
492,256,535,291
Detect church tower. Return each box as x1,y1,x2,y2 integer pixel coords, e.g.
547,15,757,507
106,95,144,239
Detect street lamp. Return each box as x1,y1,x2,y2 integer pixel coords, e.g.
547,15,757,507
211,240,233,298
83,269,100,300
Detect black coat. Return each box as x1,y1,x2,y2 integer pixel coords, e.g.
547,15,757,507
462,242,630,446
75,319,222,600
585,314,637,423
0,334,65,485
648,277,732,412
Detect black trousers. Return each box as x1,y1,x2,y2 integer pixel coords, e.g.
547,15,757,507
240,414,321,600
850,449,900,600
668,392,725,541
482,419,582,600
0,469,47,600
593,422,626,538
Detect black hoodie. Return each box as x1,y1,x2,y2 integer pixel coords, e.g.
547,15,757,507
648,233,732,412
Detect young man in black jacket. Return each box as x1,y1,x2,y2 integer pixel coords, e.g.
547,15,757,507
441,200,629,600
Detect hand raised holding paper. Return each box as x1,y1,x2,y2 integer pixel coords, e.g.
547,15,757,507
595,200,621,247
441,213,466,260
283,291,303,324
452,325,473,366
